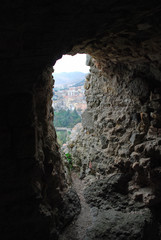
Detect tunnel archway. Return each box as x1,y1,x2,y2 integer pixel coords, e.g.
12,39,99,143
1,1,161,239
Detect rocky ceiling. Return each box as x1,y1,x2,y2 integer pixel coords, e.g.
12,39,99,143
1,0,161,86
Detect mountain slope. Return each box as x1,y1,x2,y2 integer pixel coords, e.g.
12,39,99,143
72,80,85,87
53,72,87,86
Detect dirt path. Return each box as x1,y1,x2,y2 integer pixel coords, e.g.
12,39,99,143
58,172,92,240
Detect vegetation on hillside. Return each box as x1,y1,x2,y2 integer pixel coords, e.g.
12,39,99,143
56,131,71,146
54,109,81,146
54,109,81,128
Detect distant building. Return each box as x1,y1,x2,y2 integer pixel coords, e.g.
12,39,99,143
53,84,87,113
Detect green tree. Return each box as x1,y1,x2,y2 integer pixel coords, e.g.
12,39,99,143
54,109,81,128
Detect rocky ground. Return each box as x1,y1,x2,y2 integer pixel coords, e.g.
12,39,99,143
83,173,160,240
58,172,92,240
59,171,160,240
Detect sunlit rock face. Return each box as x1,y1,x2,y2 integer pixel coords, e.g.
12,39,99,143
1,0,161,239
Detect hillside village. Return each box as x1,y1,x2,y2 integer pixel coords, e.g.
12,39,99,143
52,84,87,114
52,71,88,146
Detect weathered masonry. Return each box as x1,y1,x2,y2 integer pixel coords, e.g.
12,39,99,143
1,1,161,239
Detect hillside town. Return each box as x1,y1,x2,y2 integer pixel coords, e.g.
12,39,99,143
52,84,87,114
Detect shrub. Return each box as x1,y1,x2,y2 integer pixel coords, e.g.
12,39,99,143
65,153,73,170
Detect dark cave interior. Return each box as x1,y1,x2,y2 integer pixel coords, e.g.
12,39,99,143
1,1,161,239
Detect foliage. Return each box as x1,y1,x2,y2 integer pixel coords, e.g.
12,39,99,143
65,153,73,170
54,109,81,128
56,131,68,146
56,131,71,147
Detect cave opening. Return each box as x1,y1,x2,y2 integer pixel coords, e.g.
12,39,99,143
36,41,161,239
52,54,89,148
44,40,161,240
50,46,161,240
2,1,161,240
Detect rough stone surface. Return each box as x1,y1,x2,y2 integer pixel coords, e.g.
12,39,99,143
67,37,161,239
1,0,161,239
83,174,160,240
68,57,161,208
58,188,81,230
85,208,158,240
58,172,92,240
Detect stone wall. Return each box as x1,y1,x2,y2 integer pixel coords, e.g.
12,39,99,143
67,56,161,239
1,0,161,239
0,66,80,240
68,57,161,188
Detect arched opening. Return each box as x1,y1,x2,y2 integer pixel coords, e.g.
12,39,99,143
1,1,161,240
50,47,161,240
53,54,89,147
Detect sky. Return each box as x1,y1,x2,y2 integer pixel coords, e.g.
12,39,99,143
54,54,90,73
